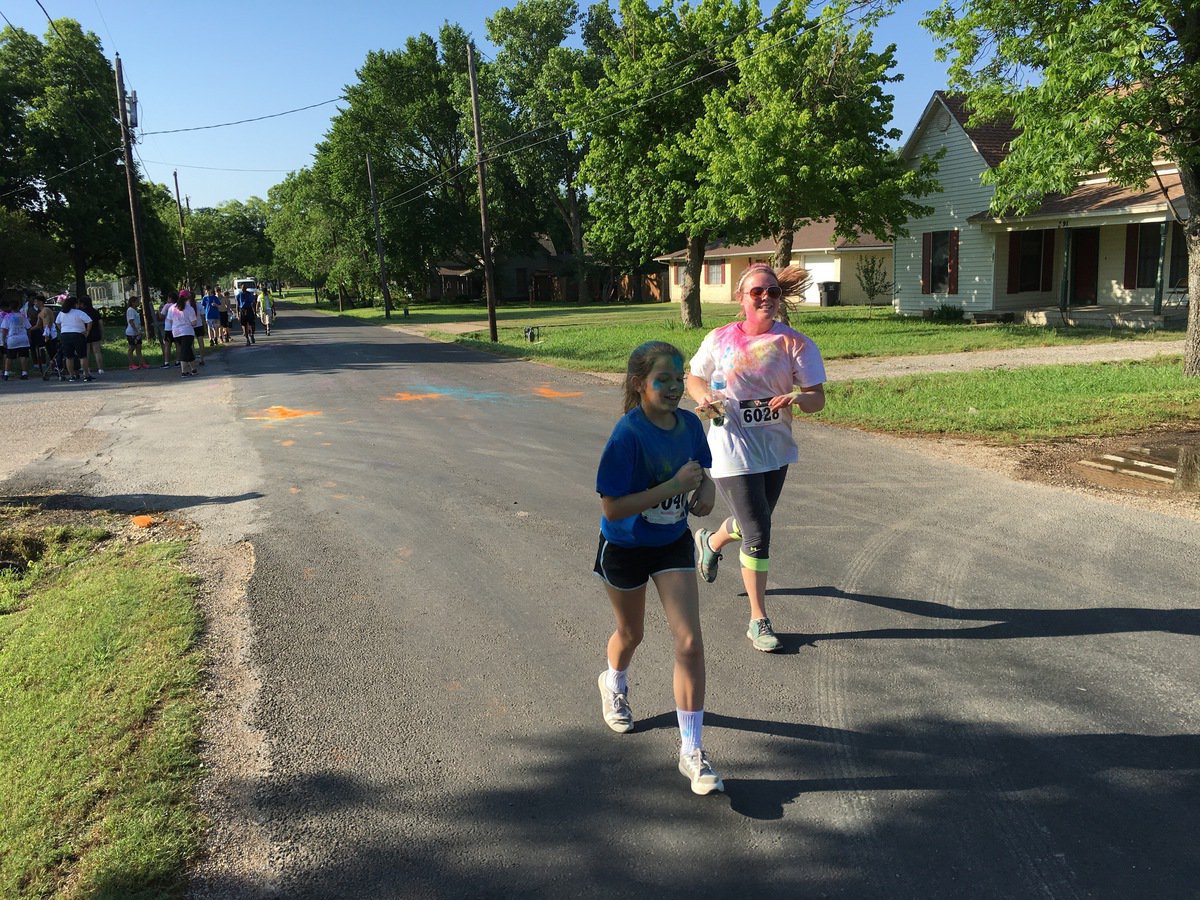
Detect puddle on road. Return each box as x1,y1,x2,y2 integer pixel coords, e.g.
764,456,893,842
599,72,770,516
1076,439,1200,493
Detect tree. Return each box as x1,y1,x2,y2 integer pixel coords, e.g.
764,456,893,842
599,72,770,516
691,0,940,267
487,0,613,303
854,254,894,306
925,0,1200,375
14,19,127,300
570,0,759,328
185,198,273,287
0,207,66,290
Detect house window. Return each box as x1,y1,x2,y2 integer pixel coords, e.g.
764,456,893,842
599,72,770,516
704,261,725,285
1125,222,1164,289
1169,223,1189,289
1006,230,1055,294
921,230,958,294
673,264,681,285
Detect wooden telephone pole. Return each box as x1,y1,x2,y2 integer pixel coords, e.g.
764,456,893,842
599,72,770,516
173,170,190,289
115,54,153,341
467,42,499,343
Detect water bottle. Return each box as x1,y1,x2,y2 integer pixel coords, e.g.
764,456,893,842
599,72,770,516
710,369,726,427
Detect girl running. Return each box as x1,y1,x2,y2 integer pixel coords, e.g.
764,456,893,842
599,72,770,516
594,340,724,795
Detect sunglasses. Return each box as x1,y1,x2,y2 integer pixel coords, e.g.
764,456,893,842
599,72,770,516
746,285,782,300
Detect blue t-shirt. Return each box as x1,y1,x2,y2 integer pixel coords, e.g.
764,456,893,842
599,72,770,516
596,406,712,548
202,295,222,320
236,290,255,310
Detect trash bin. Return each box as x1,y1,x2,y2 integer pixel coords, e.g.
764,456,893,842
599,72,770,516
818,282,841,306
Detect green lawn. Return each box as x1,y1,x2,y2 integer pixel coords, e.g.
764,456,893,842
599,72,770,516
0,508,204,900
819,356,1200,442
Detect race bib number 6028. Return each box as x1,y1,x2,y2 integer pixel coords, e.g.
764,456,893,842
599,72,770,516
738,399,781,428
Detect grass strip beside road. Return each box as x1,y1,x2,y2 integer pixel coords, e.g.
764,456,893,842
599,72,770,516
0,508,203,900
820,356,1200,442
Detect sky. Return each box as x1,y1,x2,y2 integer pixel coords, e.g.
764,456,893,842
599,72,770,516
2,0,948,209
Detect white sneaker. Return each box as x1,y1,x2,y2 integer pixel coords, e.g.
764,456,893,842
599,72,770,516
678,748,724,795
597,672,633,733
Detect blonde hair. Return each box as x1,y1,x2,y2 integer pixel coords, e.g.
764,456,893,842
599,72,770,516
736,262,812,323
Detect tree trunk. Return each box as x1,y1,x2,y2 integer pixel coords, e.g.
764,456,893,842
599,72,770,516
72,246,87,303
337,283,347,313
681,234,706,328
773,226,795,270
1179,162,1200,376
1177,445,1200,491
565,187,588,305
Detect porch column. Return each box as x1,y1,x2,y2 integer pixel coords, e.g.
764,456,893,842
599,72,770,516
1154,221,1168,315
1059,227,1072,312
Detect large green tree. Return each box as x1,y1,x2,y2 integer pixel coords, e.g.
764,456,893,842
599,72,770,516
692,0,940,267
11,20,127,300
570,0,760,327
185,198,273,288
487,0,614,303
0,207,66,290
925,0,1200,375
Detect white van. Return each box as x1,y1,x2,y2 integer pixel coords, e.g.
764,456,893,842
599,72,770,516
233,277,257,294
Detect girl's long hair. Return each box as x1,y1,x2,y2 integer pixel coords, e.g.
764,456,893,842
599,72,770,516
622,340,683,413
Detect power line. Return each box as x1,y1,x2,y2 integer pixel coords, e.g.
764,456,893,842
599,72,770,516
377,0,880,216
139,158,298,174
0,145,122,202
140,97,344,135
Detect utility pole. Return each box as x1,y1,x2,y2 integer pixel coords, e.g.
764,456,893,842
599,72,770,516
115,54,153,348
173,170,190,290
467,42,499,343
365,151,393,319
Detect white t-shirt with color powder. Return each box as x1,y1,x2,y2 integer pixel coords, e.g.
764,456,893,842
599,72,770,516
689,321,827,478
55,308,92,335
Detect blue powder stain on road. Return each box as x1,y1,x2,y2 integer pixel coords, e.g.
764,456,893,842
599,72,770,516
403,385,510,403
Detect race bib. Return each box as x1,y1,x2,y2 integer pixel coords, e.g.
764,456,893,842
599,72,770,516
737,399,784,428
642,491,689,525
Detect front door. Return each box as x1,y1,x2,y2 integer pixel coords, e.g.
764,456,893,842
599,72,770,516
1071,228,1099,305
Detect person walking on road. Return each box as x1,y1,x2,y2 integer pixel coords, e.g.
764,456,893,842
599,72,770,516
158,292,178,368
1,299,33,380
594,340,724,796
686,263,827,653
125,296,149,370
257,286,274,336
202,286,223,345
164,290,201,377
54,296,94,382
79,297,106,375
236,284,257,345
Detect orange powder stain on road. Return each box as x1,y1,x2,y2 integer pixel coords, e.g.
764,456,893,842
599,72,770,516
535,386,583,399
247,406,322,421
389,391,444,402
279,439,296,447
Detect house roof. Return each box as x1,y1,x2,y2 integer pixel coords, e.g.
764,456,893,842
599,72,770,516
908,90,1186,225
936,91,1020,169
969,171,1188,225
654,220,889,262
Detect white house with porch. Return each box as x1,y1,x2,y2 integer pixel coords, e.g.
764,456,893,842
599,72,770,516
895,91,1190,327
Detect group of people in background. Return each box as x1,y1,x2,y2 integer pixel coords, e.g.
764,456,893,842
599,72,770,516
1,283,277,383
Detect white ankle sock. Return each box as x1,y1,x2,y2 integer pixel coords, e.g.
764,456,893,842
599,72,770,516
677,708,704,755
605,666,627,694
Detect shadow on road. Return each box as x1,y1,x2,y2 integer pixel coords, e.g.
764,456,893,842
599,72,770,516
194,720,1200,899
766,585,1200,640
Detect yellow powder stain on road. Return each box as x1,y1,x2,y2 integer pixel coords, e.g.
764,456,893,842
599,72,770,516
289,487,302,494
389,391,444,402
247,406,322,421
535,386,583,399
280,439,296,447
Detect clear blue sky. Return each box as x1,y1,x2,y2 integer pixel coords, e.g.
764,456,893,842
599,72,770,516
4,0,947,208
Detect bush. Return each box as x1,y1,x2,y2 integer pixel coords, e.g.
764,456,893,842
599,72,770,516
929,303,965,323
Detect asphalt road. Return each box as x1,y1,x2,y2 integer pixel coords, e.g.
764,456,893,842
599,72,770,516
4,308,1199,899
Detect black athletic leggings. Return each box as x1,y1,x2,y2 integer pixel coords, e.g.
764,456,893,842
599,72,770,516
713,466,788,572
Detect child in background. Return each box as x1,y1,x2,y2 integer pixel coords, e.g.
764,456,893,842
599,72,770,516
125,296,149,369
593,340,724,795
